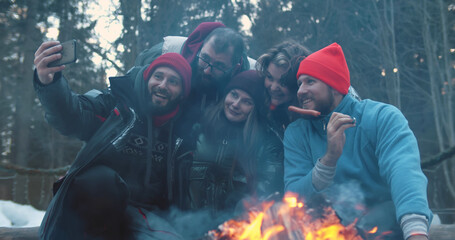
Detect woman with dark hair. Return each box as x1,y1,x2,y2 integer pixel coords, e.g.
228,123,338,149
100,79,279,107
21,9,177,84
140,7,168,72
187,70,283,215
256,41,312,138
257,41,360,138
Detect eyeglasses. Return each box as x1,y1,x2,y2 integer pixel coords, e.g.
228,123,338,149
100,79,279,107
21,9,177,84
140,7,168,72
196,53,233,75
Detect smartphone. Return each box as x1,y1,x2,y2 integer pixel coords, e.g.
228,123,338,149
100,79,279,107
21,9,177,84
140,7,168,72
48,39,77,67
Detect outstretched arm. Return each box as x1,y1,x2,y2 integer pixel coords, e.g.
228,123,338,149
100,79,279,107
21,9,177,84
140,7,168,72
33,41,116,141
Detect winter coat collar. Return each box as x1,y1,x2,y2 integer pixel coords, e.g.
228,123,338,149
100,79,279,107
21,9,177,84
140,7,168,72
310,94,357,135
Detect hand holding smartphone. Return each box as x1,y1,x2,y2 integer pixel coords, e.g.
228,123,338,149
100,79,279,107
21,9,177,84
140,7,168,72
48,39,77,67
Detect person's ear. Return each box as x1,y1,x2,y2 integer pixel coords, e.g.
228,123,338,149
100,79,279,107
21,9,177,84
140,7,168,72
331,88,344,100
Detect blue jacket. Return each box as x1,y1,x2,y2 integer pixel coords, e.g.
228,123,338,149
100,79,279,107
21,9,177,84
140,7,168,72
283,94,432,222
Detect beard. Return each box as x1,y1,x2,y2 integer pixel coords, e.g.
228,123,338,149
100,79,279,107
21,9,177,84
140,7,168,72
315,89,335,116
299,88,335,119
147,98,180,116
193,65,228,94
147,89,181,116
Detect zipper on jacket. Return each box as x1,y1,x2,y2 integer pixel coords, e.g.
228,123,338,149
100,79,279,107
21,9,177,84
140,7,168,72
112,108,137,148
269,126,283,142
172,137,183,159
216,139,228,165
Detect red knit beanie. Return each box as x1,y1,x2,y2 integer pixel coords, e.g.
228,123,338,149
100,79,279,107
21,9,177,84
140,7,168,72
225,70,264,105
143,53,192,98
296,43,350,95
181,22,226,63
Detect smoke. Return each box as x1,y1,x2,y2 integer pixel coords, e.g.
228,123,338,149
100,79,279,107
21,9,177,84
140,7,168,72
322,181,366,225
159,182,400,239
165,207,237,240
316,181,402,238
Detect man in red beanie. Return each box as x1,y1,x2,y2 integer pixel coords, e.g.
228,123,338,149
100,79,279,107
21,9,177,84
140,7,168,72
135,22,255,99
34,43,193,239
283,43,432,240
135,22,257,150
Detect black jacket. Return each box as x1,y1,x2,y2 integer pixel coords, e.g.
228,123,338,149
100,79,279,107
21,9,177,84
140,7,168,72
186,112,284,215
34,66,188,239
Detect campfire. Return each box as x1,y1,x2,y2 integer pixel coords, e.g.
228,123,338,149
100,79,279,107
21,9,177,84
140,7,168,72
205,192,388,240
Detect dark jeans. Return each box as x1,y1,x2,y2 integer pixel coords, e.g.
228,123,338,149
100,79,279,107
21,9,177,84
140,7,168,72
67,165,183,240
68,165,129,239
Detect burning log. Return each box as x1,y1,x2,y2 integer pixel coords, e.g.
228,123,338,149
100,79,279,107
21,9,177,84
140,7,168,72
205,192,365,240
203,192,455,240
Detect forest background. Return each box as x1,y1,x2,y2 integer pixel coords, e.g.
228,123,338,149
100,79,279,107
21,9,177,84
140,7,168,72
0,0,454,224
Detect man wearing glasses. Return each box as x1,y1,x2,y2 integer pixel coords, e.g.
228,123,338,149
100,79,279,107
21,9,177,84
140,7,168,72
193,28,246,95
134,22,255,209
135,22,255,109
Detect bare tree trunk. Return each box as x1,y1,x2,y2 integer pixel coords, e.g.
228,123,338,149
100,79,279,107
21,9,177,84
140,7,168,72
437,0,455,212
421,0,455,223
371,0,401,108
387,0,401,109
437,0,454,145
13,1,38,167
422,0,445,151
12,0,40,204
119,0,141,70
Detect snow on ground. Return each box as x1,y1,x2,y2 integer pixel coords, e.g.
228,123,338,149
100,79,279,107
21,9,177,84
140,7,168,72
0,200,45,227
0,199,443,229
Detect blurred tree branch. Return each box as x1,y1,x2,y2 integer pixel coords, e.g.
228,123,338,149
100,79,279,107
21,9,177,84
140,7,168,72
422,145,455,169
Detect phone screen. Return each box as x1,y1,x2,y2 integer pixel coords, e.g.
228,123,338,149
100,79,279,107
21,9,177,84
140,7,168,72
48,40,77,67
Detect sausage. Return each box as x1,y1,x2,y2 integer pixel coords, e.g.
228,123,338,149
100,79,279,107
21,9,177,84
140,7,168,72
288,105,321,117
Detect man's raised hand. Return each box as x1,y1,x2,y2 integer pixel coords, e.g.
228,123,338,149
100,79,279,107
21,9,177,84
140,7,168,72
34,41,65,85
320,112,356,167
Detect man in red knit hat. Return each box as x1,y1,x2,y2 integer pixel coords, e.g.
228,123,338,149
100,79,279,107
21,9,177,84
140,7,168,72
283,43,432,240
135,22,255,102
34,47,192,239
135,22,257,152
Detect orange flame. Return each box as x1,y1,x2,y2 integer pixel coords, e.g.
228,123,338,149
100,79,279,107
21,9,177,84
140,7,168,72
368,226,378,234
207,192,372,240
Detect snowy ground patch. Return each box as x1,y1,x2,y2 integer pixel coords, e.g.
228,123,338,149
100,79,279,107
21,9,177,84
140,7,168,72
0,200,45,227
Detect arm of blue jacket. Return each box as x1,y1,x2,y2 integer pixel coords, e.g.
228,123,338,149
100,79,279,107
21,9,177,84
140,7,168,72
33,70,116,141
283,121,320,199
374,104,433,223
